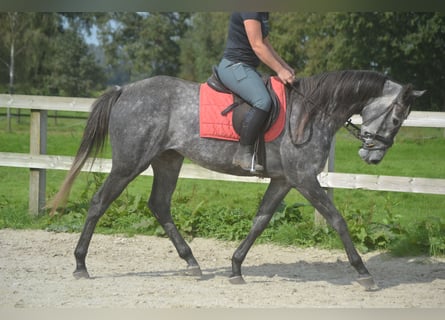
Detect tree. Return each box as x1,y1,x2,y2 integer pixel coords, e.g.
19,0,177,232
18,13,62,94
1,12,443,110
45,29,106,97
298,12,445,111
267,12,445,111
0,12,41,94
0,13,106,97
0,12,58,130
98,12,191,84
179,12,229,82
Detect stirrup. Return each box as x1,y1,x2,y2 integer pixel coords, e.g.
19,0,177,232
232,142,263,173
248,141,262,173
245,140,264,174
248,149,257,173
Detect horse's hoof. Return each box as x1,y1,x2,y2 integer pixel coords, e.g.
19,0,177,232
357,276,379,291
73,269,90,279
184,265,202,277
229,275,246,285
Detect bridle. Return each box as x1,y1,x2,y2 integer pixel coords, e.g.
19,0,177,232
288,81,404,151
345,101,405,151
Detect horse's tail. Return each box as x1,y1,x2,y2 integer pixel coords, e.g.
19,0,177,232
49,86,122,215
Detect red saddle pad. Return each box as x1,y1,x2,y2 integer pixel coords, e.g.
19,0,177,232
199,76,286,142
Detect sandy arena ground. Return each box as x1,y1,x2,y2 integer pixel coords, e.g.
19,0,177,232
0,228,444,308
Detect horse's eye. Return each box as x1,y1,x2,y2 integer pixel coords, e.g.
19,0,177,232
392,118,400,126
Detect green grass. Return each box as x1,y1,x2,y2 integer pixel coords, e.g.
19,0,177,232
335,127,445,178
1,112,444,256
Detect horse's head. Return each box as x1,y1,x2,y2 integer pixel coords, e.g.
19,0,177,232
358,80,425,164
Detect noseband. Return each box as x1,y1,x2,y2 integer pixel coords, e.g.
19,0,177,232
345,101,402,151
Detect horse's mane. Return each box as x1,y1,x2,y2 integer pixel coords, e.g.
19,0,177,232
294,70,388,120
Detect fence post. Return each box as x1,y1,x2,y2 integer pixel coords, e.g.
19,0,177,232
314,136,336,228
29,109,47,215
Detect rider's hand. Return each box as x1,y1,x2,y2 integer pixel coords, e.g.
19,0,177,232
278,67,295,85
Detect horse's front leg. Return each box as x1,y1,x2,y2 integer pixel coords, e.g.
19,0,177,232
295,176,378,290
230,178,291,284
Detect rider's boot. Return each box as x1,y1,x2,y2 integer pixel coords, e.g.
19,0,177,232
233,107,268,172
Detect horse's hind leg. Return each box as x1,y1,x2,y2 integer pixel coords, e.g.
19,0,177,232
148,151,202,277
73,167,142,279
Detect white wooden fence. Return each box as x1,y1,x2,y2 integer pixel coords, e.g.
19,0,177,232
1,94,445,215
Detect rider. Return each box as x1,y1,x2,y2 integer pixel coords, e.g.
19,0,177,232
217,12,295,172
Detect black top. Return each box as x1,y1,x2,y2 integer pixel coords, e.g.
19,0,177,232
222,12,270,67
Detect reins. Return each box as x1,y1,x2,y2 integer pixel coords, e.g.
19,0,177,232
344,119,362,140
287,81,396,150
285,81,316,146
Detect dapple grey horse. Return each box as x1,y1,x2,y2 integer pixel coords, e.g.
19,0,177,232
51,70,424,290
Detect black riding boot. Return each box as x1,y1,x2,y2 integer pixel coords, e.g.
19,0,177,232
233,107,269,172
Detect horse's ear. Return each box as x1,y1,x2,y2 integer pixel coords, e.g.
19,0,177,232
412,90,426,97
399,84,425,104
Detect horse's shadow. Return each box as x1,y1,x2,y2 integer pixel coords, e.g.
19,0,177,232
100,252,445,290
238,253,445,289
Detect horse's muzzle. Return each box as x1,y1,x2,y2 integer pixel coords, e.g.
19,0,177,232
357,131,393,164
358,147,386,164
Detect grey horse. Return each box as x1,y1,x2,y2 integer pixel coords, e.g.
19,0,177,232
51,70,424,290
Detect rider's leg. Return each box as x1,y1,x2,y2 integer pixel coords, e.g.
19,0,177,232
232,107,268,171
217,59,272,172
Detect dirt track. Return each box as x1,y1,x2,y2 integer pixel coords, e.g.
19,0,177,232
0,229,444,308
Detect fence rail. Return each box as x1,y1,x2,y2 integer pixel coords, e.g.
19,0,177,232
1,93,445,215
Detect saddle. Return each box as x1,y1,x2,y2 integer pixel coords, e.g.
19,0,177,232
206,66,281,137
205,66,283,172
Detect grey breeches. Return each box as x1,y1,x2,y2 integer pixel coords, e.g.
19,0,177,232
216,58,272,112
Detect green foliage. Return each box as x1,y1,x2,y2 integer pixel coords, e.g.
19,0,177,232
100,12,190,82
45,29,106,97
328,12,444,111
339,196,405,253
266,12,444,111
0,196,33,229
1,12,443,109
40,171,445,257
1,117,444,257
390,217,445,257
0,12,105,96
178,12,229,82
261,202,332,247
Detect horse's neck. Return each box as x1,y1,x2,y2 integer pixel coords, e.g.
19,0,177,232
317,101,361,135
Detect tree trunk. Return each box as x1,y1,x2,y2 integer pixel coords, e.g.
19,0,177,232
7,13,17,132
